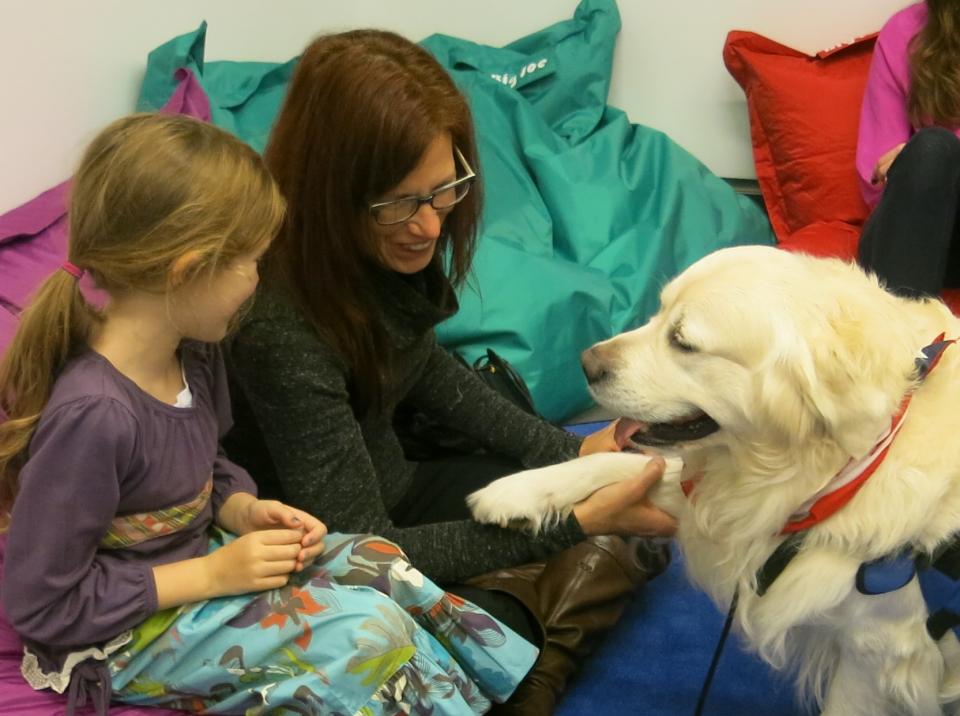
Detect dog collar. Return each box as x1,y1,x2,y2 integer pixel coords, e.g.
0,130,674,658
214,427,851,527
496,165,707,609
753,334,955,597
781,334,955,533
679,335,956,509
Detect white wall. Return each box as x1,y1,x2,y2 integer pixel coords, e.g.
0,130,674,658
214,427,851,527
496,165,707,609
0,0,909,215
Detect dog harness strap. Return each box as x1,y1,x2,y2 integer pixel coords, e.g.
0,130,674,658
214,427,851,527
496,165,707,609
924,533,960,579
919,533,960,640
755,533,807,597
855,549,917,595
927,609,960,641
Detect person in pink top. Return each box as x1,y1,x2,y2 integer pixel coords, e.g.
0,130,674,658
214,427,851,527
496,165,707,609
857,0,960,298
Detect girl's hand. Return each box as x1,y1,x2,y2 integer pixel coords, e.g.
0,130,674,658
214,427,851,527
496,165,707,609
245,499,327,571
579,418,633,456
204,529,304,596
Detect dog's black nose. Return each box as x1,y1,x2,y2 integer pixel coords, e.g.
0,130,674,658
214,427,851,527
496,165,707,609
581,347,608,384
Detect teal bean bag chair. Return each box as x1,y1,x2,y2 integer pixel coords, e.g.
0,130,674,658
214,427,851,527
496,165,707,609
138,0,773,421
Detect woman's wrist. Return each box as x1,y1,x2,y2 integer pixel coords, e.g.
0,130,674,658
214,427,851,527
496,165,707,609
573,501,605,536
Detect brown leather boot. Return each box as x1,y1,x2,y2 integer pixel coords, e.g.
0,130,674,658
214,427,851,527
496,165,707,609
471,536,669,715
464,560,548,644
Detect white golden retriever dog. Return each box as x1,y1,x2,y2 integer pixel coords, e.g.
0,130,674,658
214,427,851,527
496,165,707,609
469,245,960,715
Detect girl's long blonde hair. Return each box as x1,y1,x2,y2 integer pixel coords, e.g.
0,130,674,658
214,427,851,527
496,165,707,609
908,0,960,128
0,113,285,514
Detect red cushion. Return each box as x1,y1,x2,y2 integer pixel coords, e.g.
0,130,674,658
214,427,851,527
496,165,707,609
779,221,861,260
723,31,876,241
944,290,960,314
779,222,960,314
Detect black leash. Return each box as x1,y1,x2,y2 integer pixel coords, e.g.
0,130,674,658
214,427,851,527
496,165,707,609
693,534,802,715
694,589,739,716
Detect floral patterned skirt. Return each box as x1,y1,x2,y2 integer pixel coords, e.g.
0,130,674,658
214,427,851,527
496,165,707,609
106,531,538,715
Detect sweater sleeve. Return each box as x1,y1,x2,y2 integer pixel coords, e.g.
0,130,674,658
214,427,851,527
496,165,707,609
228,307,586,583
408,340,583,467
856,19,914,208
2,398,158,649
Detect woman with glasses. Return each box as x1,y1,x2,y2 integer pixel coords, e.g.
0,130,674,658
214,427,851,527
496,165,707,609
226,29,676,715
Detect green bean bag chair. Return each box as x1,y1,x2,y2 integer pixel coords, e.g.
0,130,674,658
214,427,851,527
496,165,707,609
138,0,773,420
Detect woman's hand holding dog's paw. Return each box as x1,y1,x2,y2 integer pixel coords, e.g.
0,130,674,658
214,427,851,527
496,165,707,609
573,457,678,538
467,452,680,534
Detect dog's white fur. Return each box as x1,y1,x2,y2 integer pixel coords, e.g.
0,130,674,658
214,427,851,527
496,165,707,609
469,245,960,715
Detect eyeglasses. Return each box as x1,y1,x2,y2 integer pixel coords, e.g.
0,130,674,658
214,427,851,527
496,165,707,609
369,147,476,226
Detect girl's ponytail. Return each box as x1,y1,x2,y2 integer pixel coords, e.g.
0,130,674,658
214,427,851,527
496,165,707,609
0,267,99,516
0,111,284,522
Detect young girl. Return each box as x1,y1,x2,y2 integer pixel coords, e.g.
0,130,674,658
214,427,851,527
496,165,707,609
0,113,536,716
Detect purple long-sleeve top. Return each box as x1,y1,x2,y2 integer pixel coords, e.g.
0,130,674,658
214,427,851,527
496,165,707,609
1,342,255,666
857,2,960,208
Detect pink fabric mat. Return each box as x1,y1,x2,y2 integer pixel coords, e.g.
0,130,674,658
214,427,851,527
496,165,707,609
0,536,185,716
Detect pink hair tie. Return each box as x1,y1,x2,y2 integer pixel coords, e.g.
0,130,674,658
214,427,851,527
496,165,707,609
61,261,84,280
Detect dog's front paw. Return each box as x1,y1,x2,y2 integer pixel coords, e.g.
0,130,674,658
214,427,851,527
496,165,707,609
467,470,566,534
467,452,680,533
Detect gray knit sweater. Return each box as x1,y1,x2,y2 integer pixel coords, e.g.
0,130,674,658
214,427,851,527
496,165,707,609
225,268,586,583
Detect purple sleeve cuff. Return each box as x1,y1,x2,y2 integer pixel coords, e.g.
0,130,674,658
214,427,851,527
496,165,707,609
211,454,258,515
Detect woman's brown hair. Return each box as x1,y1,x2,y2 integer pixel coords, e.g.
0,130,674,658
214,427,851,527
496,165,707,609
263,30,481,415
0,113,285,515
908,0,960,127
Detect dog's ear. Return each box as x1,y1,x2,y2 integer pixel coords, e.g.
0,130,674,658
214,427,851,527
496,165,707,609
769,264,918,457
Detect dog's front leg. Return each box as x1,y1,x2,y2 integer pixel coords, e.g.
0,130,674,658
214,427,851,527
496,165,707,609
821,580,943,716
467,451,681,533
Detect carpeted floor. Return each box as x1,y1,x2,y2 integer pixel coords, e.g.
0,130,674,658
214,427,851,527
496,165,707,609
554,422,802,715
556,544,804,715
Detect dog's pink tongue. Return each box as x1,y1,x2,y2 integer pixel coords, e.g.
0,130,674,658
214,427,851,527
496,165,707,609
613,418,647,448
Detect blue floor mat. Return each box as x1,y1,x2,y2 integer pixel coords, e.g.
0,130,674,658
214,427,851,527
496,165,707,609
555,545,804,715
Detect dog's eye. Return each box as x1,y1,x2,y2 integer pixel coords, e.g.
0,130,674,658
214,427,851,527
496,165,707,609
670,329,696,353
